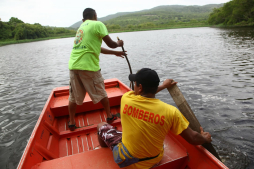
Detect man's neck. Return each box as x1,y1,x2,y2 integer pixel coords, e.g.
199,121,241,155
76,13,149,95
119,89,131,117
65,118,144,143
141,93,155,98
83,18,96,22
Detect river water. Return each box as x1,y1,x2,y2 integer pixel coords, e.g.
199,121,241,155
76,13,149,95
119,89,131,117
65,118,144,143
0,27,253,169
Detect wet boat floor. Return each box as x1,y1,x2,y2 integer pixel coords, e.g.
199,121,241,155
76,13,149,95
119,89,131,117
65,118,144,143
50,106,188,169
56,106,121,158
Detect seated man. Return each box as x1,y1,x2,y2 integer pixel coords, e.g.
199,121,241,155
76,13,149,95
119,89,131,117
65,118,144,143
97,68,212,169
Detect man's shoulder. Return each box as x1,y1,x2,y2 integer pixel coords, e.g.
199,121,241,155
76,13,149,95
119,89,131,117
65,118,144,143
95,20,104,24
122,91,134,97
157,99,177,110
89,20,105,26
80,20,105,27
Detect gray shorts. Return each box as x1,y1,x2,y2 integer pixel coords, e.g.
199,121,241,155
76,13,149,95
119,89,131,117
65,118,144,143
68,70,108,105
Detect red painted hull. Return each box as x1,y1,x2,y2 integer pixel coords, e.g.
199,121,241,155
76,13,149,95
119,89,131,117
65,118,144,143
18,79,228,169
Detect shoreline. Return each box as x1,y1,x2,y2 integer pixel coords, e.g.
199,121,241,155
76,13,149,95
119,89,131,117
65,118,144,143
1,24,253,47
0,34,76,47
108,25,210,33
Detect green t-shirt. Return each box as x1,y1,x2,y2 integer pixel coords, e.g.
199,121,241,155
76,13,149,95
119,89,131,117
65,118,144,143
68,20,108,71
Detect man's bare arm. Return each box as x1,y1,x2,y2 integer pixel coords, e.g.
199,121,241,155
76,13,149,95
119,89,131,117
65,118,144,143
100,47,125,58
180,127,212,145
103,35,123,48
156,79,177,93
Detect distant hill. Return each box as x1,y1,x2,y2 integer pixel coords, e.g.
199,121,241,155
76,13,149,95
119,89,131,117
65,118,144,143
70,12,132,29
69,4,223,29
103,4,224,27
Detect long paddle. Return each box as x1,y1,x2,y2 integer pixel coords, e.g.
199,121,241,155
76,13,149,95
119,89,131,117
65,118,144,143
167,82,222,161
117,37,134,90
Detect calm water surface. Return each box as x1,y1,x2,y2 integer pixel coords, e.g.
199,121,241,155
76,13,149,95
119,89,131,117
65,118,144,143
0,27,253,169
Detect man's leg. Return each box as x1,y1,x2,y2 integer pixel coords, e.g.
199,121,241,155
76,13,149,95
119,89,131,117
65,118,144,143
68,101,77,125
97,122,108,147
97,122,122,150
100,97,112,118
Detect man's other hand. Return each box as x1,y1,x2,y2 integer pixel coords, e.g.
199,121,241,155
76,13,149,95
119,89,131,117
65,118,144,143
162,79,177,89
117,40,124,47
114,51,126,58
200,127,212,143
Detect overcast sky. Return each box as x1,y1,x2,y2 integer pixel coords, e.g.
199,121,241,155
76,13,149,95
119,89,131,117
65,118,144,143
0,0,230,27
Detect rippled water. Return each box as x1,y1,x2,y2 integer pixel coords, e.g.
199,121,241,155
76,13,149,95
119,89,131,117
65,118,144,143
0,27,253,169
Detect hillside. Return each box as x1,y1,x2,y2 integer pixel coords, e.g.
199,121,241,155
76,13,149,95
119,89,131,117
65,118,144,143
70,12,132,28
70,4,223,29
104,4,223,27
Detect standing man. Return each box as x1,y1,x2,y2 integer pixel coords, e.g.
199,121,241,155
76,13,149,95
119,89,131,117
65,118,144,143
68,8,126,131
97,68,212,169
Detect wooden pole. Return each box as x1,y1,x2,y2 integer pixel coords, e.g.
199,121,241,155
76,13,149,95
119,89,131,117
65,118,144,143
167,84,221,161
117,37,134,90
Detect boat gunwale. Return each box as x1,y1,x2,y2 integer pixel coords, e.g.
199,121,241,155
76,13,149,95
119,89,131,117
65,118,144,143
17,78,129,169
17,88,55,169
17,78,228,169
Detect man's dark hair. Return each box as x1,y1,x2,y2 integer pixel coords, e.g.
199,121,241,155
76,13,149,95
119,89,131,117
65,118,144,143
83,8,96,20
136,81,158,95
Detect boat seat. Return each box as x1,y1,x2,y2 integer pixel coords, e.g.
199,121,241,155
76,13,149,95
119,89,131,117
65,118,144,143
31,134,189,169
50,82,125,117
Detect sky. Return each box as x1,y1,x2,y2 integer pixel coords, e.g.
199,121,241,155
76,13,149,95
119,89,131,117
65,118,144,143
0,0,231,27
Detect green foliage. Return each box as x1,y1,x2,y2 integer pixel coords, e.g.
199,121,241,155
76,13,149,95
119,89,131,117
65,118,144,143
208,0,254,25
0,21,14,39
9,17,24,24
14,23,48,40
0,17,76,41
106,24,121,29
103,4,222,32
208,8,225,25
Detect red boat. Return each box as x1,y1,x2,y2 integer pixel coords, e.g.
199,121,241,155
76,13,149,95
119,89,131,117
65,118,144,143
17,78,228,169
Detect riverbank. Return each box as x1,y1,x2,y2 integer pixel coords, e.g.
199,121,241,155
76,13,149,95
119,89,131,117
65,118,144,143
210,23,254,28
0,24,209,47
108,24,210,33
1,24,253,47
0,34,75,47
108,23,254,33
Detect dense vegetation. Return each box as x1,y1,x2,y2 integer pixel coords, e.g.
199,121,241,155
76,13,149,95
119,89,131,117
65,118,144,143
105,4,224,32
70,4,223,32
105,5,221,28
208,0,254,25
0,17,76,42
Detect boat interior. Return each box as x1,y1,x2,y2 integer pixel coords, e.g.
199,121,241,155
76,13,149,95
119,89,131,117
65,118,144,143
19,79,224,169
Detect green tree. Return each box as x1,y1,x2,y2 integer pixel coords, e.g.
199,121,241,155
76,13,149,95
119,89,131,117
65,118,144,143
14,23,26,40
208,8,225,24
9,17,24,24
208,0,254,25
107,24,121,30
0,21,13,39
127,24,134,29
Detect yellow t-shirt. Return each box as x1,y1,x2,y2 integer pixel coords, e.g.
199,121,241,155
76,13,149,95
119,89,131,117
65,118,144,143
120,91,189,169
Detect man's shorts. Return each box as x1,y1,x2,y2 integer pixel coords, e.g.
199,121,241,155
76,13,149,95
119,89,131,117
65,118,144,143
68,70,108,105
98,124,122,150
98,124,162,168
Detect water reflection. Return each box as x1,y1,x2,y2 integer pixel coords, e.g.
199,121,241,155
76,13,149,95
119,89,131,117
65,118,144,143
0,27,253,168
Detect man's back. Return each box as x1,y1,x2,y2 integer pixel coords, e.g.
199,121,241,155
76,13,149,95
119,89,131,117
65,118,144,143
120,91,189,168
69,20,108,71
